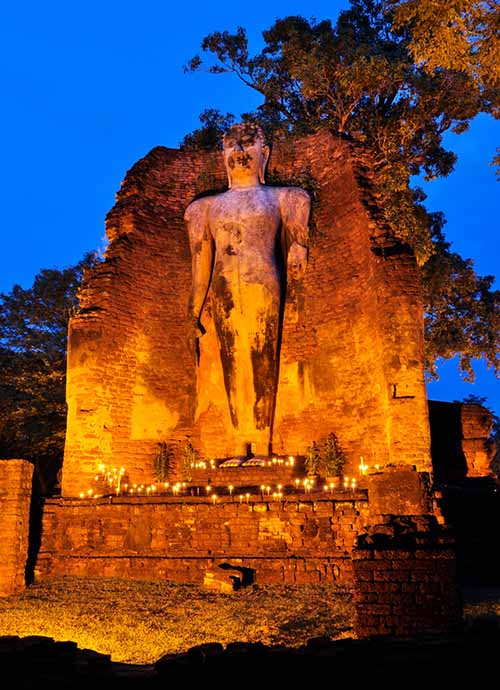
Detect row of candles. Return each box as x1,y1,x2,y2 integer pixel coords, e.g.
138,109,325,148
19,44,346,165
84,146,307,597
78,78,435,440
79,468,360,500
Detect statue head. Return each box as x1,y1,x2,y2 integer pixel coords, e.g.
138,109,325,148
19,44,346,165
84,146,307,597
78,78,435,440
223,123,270,188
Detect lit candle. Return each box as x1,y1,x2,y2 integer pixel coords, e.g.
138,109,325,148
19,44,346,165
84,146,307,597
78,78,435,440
294,478,301,491
211,494,217,504
79,492,85,499
343,477,349,490
289,456,295,466
205,485,211,495
228,484,234,496
245,493,250,503
266,485,271,496
239,495,243,504
358,457,369,475
329,482,335,495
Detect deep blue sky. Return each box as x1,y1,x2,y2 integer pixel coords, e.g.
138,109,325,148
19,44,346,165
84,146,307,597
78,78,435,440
1,1,499,416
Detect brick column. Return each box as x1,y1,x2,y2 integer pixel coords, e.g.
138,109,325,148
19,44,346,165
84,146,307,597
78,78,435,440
0,459,34,595
353,522,462,637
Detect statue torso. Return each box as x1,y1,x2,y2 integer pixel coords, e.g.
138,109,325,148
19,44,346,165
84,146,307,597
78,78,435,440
207,186,282,289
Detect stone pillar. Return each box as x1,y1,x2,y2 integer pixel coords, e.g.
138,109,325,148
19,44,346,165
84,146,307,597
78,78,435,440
353,464,461,636
0,459,34,595
353,525,462,637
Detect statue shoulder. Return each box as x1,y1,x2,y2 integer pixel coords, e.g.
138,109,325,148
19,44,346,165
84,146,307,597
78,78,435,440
276,186,310,205
184,196,213,224
276,186,311,217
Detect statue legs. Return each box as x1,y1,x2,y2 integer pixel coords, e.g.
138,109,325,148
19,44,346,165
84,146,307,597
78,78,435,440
212,280,280,455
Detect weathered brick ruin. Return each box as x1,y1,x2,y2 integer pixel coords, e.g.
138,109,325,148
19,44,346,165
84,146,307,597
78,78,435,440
0,459,33,596
429,400,496,482
61,131,431,497
36,493,368,586
3,131,489,641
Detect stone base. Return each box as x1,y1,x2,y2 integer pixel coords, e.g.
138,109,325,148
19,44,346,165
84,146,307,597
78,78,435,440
35,495,368,586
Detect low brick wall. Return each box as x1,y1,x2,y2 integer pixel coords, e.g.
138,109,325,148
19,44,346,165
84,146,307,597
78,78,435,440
0,459,34,596
36,494,368,586
353,525,462,637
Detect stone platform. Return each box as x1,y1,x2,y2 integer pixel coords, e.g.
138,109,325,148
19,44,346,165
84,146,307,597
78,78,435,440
36,493,369,586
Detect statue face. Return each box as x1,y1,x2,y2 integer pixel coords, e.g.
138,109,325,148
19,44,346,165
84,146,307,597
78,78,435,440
223,125,269,185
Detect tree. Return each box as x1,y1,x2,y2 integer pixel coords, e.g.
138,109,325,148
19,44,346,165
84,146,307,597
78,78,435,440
182,0,500,379
0,253,99,494
422,212,500,379
389,0,500,173
180,108,236,151
389,0,500,90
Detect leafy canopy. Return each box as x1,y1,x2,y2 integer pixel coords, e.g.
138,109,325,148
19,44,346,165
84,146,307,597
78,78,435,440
183,0,500,380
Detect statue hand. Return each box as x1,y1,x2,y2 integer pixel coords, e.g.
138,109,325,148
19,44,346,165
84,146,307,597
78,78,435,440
288,242,308,280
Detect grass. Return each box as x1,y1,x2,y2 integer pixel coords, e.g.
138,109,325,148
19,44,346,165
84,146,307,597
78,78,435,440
0,578,353,664
0,578,498,664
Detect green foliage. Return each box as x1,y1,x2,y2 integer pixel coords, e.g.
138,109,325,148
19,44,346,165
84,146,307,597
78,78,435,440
321,433,347,478
154,441,174,482
180,441,197,481
422,213,500,379
305,434,347,478
183,1,500,380
390,0,500,100
180,109,236,151
0,252,100,494
304,441,321,477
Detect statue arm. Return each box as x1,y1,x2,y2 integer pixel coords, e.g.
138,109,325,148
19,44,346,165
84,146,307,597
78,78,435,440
280,188,311,280
185,199,214,333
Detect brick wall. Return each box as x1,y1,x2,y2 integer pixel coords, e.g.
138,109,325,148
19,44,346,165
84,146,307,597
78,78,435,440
353,523,462,637
36,495,368,586
0,459,33,595
61,132,431,496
